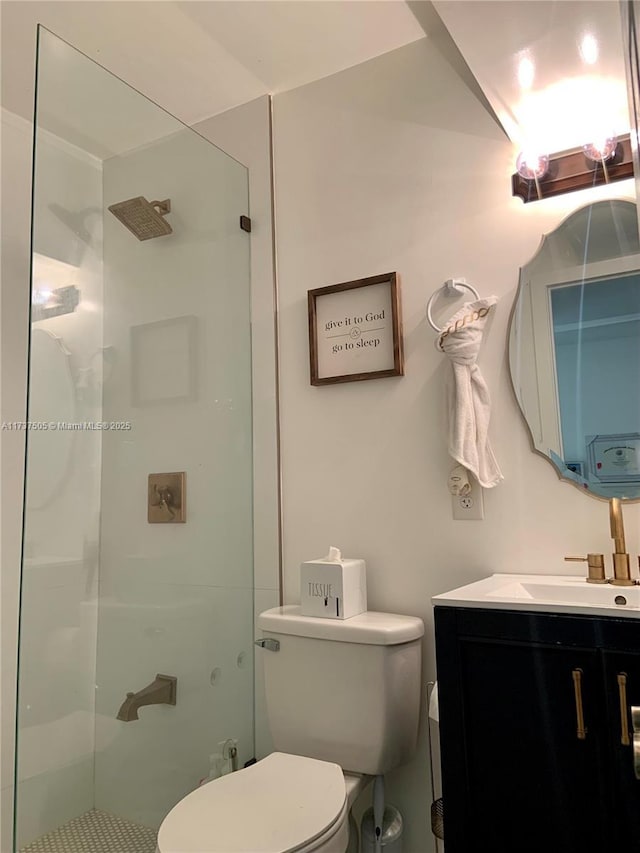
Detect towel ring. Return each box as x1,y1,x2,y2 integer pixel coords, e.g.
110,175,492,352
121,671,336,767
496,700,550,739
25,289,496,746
426,280,480,332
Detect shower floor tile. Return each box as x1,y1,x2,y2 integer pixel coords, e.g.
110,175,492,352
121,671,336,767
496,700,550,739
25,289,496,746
19,808,157,853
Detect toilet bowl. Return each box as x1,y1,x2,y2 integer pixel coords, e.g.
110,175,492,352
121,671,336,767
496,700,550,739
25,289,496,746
158,607,423,853
157,752,368,853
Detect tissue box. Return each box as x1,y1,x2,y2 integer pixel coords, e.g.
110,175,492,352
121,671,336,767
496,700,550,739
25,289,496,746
300,549,367,620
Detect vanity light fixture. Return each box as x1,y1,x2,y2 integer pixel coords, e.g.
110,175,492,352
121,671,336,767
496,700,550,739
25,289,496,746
512,133,633,203
583,135,618,162
583,135,619,182
31,284,80,321
32,288,55,307
517,55,535,91
579,32,599,65
515,151,549,200
516,151,549,180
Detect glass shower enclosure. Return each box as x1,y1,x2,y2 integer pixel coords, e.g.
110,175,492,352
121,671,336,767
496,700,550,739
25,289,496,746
15,27,255,852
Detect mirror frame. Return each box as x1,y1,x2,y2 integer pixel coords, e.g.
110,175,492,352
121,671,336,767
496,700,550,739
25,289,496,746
508,197,640,503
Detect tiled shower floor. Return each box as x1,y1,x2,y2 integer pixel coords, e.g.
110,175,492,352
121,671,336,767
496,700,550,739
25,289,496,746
19,809,157,853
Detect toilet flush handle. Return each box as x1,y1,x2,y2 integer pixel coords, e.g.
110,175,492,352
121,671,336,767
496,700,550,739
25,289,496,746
254,638,280,652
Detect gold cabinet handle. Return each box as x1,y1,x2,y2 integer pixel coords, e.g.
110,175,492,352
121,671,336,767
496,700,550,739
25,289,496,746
632,706,640,781
618,673,630,746
572,668,587,740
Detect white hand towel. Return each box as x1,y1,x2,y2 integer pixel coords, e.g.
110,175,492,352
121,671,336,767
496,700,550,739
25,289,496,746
436,296,503,488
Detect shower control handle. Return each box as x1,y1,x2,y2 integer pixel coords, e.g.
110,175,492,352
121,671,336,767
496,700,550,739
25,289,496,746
254,638,280,652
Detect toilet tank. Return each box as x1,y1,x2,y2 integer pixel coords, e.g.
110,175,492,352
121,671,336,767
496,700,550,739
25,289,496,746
257,606,424,776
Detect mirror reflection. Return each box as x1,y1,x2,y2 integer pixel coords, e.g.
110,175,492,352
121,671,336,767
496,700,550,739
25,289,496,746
509,199,640,500
26,328,76,509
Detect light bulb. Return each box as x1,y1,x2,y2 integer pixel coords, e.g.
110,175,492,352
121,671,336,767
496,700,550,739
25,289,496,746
516,151,549,181
33,289,53,306
579,33,599,65
583,136,618,162
517,56,535,91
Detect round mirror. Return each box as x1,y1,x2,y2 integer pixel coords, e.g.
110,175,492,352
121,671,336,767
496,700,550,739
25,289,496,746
26,328,76,509
509,199,640,500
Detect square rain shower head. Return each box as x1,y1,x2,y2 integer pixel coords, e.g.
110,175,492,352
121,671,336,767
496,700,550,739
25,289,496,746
108,197,173,241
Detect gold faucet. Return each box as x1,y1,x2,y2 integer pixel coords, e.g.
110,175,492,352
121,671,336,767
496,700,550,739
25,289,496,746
565,498,635,585
609,498,634,586
116,674,177,721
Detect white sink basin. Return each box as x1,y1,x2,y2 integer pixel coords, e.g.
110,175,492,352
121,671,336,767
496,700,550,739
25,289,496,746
433,573,640,618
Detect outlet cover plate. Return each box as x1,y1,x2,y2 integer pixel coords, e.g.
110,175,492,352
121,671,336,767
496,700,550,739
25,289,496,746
452,482,484,520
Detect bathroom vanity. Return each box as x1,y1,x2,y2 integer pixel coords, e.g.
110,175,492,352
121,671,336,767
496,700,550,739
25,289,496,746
427,146,640,853
431,196,640,853
433,577,640,853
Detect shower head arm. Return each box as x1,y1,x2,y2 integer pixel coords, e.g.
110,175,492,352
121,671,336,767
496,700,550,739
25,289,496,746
150,200,171,215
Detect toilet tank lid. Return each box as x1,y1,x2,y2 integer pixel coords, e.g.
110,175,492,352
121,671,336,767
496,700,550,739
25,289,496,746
258,606,424,645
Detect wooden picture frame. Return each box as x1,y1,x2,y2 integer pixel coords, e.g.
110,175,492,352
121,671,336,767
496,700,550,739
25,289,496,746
308,272,404,386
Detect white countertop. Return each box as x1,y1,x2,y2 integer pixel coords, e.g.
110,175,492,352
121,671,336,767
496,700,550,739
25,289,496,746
432,573,640,619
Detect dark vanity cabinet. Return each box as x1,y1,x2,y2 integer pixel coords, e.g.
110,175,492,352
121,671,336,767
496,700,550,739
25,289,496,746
434,607,640,853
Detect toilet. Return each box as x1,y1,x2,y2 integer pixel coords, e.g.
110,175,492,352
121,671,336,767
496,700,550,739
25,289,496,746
157,605,424,853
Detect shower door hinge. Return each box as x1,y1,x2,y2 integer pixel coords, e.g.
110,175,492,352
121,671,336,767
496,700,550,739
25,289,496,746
240,215,252,233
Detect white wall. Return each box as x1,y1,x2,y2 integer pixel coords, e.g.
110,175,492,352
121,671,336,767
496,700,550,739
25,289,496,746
272,37,640,852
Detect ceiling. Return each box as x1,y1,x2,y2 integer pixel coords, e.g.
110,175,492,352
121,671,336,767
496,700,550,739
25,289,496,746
0,1,633,159
433,1,631,153
0,1,427,127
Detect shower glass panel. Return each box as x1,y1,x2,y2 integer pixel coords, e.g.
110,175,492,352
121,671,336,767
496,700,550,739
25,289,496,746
15,27,254,852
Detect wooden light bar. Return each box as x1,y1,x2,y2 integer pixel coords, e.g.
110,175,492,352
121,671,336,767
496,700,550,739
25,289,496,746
512,134,634,203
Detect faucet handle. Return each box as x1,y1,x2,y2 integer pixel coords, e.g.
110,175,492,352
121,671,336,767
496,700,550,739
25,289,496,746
564,554,607,584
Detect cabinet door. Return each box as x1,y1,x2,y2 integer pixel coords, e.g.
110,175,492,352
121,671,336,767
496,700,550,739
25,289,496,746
440,635,608,853
602,651,640,852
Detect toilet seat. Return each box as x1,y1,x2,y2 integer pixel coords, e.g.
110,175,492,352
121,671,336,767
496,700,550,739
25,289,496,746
157,752,349,853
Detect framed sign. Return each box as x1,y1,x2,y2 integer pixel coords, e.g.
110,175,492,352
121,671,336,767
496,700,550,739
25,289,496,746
308,272,404,386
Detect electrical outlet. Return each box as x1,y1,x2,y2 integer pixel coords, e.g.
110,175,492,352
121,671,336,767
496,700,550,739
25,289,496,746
452,482,484,520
